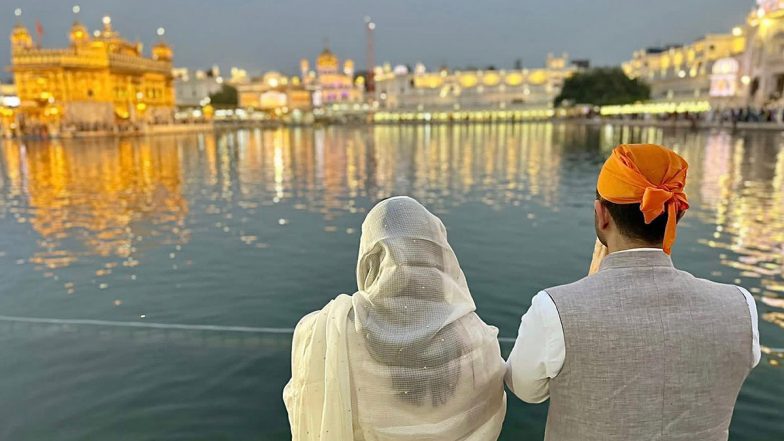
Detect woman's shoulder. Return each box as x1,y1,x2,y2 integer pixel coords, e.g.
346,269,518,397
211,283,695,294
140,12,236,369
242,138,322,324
292,310,320,341
295,310,320,328
293,294,354,335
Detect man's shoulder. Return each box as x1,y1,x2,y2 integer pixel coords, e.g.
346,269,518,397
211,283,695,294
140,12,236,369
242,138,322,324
543,267,744,300
671,267,746,296
542,273,606,300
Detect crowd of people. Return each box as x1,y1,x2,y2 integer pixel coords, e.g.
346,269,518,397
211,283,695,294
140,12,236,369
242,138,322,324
593,107,784,127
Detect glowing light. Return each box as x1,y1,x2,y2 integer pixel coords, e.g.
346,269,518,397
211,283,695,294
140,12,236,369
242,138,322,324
93,30,100,37
505,72,524,86
72,5,80,14
102,16,111,25
600,101,711,116
156,27,165,36
368,22,376,30
528,70,548,85
732,26,742,36
757,7,765,18
678,70,687,78
741,75,751,85
14,8,21,17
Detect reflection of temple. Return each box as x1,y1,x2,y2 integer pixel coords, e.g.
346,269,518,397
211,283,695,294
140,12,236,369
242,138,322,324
9,15,174,134
207,124,564,218
693,132,784,296
301,47,364,106
0,137,188,269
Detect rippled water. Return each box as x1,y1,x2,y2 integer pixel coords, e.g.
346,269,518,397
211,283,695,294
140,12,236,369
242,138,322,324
0,124,781,440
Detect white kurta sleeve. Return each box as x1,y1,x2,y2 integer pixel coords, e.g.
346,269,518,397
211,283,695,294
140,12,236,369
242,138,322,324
504,290,565,403
737,287,761,368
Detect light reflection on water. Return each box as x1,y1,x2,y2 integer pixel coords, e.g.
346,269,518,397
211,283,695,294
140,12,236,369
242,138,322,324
0,124,781,440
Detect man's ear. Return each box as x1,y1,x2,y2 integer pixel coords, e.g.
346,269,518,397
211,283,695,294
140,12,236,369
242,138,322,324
594,200,611,231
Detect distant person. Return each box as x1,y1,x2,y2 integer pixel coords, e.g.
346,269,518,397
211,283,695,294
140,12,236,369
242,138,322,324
284,196,506,440
506,144,760,441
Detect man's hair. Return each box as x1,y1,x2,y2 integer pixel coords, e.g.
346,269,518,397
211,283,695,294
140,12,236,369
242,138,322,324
597,192,669,244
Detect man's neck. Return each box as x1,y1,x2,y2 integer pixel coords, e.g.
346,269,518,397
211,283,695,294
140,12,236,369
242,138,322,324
606,239,663,254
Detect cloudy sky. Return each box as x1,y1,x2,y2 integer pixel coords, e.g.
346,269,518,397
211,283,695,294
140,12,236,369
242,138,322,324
0,0,755,78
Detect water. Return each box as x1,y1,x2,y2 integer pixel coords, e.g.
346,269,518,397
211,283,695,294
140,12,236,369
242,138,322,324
0,124,782,440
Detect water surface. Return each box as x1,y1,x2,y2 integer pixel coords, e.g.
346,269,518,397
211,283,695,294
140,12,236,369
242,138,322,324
0,124,782,440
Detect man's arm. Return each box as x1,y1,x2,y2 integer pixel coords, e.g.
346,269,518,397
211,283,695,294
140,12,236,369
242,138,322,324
504,291,565,403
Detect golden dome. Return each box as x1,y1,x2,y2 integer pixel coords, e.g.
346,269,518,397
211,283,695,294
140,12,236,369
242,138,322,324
70,21,90,46
152,41,173,61
10,23,33,50
317,48,338,70
263,71,284,88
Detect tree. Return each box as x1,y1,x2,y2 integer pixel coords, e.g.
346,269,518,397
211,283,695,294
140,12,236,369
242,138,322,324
555,68,650,107
209,84,238,108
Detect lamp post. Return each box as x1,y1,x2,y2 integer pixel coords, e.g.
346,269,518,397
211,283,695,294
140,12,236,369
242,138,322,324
365,16,376,94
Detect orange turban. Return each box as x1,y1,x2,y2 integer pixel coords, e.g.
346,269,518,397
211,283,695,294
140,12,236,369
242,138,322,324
597,144,689,254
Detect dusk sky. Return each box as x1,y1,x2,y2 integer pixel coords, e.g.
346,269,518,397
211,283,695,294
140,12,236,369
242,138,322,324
1,0,755,78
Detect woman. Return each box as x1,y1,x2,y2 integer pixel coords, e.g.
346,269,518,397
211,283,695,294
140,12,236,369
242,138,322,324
284,196,506,441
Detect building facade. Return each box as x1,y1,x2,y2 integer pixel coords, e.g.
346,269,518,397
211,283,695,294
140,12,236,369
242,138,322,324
622,34,746,107
0,82,18,137
622,0,784,109
374,53,577,111
9,16,174,133
173,66,223,109
235,71,312,114
742,0,784,107
301,47,364,106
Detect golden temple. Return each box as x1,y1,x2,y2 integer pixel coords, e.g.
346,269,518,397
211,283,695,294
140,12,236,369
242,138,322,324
8,14,174,136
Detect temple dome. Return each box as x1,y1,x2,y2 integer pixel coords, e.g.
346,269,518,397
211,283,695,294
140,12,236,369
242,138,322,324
70,21,90,46
152,41,173,61
10,23,33,50
317,48,338,71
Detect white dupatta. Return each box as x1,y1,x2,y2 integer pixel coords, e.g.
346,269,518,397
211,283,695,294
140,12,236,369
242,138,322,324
284,197,506,441
284,295,354,440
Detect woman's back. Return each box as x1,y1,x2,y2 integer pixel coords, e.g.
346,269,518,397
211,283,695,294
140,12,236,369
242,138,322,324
347,311,506,440
284,197,506,440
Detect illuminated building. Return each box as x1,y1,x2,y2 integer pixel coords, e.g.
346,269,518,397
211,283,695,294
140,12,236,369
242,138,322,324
301,46,364,106
622,0,784,108
622,33,746,106
0,82,19,137
173,66,223,109
9,15,174,133
374,53,577,112
741,0,784,106
236,71,312,115
229,67,248,84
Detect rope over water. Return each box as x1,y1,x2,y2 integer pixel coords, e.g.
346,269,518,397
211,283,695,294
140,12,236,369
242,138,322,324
0,315,778,352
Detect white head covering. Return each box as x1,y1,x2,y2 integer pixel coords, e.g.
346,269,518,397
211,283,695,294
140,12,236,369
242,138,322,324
284,196,506,440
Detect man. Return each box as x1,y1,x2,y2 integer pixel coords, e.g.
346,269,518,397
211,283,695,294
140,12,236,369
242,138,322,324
506,144,760,441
